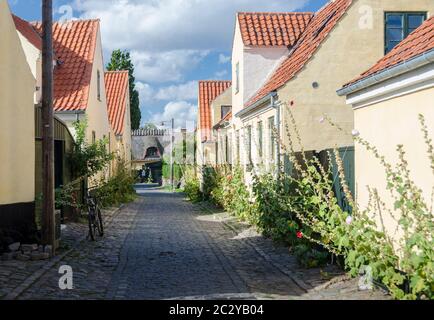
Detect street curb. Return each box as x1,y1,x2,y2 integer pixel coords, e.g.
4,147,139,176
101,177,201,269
198,203,311,293
4,205,124,300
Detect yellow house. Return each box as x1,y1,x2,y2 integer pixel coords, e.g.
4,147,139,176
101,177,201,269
211,86,233,166
196,81,232,167
0,0,36,242
338,16,434,245
19,19,112,149
105,71,132,170
230,0,434,183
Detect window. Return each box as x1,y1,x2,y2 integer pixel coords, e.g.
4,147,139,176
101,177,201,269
268,116,275,161
97,70,101,101
235,62,240,94
385,12,426,54
246,126,252,165
225,135,230,164
257,121,263,159
221,106,232,119
236,130,240,164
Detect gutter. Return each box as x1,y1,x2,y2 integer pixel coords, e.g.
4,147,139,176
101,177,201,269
235,91,278,119
337,48,434,97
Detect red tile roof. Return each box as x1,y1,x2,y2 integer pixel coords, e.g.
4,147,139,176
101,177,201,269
12,14,42,50
105,71,129,136
32,19,100,112
198,81,232,141
238,12,314,47
246,0,353,107
214,111,232,129
344,16,434,88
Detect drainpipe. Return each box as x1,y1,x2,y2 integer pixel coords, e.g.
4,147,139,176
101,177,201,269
271,92,281,178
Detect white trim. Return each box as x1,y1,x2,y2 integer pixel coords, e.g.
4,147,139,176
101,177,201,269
347,63,434,109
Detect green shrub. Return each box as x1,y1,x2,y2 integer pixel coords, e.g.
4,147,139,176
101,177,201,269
183,166,202,203
293,243,330,269
96,161,136,207
162,161,183,181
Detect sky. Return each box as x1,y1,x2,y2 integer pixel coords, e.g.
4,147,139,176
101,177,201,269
8,0,329,128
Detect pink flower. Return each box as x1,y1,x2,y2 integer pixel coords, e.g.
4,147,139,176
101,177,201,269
346,216,353,225
296,231,303,239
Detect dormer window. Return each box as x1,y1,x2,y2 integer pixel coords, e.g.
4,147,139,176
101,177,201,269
385,12,426,54
221,106,231,119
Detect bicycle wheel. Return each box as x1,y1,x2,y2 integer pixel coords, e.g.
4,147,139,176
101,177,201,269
88,209,96,241
96,207,104,237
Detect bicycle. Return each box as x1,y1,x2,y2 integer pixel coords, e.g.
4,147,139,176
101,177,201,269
85,187,104,241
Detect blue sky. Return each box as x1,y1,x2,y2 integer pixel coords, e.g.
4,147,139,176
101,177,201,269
9,0,329,127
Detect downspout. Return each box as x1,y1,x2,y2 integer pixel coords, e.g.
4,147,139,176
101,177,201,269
271,92,281,177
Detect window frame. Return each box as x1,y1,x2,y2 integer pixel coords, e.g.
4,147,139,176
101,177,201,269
221,105,232,119
235,62,240,94
268,116,275,161
384,12,427,54
236,130,240,165
246,125,252,165
97,70,102,101
257,121,263,159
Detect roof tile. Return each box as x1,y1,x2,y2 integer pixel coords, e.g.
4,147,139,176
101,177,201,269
198,81,232,141
238,12,313,47
246,0,353,107
344,16,434,88
105,71,129,136
12,14,42,50
32,19,99,112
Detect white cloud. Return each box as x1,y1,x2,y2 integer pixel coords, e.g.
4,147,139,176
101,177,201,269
218,54,231,64
155,81,197,101
68,0,310,122
73,0,309,53
135,81,154,102
150,101,197,128
214,70,228,79
131,50,209,83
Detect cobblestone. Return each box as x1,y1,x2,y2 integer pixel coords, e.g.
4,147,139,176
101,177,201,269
0,188,391,300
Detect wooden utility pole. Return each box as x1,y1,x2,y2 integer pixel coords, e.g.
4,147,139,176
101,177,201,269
41,0,55,249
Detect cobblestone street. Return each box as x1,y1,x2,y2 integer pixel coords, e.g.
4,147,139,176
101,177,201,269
0,187,390,300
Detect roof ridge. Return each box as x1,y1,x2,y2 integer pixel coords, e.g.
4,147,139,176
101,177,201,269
198,80,232,83
238,12,314,15
245,0,353,107
105,70,130,73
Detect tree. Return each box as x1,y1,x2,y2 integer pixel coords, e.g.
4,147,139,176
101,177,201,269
106,50,141,130
142,123,157,130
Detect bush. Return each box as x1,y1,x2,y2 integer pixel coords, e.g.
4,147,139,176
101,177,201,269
162,161,183,182
209,166,256,223
183,166,202,203
96,161,136,207
252,173,300,245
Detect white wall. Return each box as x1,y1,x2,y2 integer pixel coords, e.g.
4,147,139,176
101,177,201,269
16,33,42,104
243,46,288,103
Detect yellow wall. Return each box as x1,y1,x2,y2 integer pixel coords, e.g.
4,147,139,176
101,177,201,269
278,0,434,153
85,28,111,145
211,88,232,128
0,0,36,204
354,87,434,244
16,32,42,104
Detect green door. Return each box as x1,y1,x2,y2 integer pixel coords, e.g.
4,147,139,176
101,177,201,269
330,147,355,213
